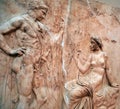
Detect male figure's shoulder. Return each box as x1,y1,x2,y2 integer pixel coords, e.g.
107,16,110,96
0,15,26,33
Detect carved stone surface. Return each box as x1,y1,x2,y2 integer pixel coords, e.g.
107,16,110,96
0,0,120,109
63,37,119,109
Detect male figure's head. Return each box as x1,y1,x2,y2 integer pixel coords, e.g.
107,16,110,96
28,0,48,21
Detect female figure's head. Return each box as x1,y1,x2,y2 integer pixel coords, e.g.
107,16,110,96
90,37,103,52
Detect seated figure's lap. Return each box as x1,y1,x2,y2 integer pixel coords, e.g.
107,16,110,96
64,79,119,109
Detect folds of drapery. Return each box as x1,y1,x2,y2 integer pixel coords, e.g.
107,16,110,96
63,79,93,109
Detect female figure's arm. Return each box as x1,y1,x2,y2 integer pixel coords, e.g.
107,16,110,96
74,51,91,74
105,53,119,87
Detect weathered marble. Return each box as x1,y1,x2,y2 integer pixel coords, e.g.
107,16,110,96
0,0,120,109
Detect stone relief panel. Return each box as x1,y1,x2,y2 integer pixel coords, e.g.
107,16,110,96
0,0,120,109
63,37,119,109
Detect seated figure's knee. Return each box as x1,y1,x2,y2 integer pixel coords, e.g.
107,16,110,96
70,86,90,100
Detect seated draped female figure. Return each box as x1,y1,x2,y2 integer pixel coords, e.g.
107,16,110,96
63,37,119,109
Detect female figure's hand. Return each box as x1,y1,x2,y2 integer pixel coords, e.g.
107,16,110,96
74,50,81,60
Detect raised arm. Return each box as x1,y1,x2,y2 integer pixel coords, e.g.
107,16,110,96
74,51,91,74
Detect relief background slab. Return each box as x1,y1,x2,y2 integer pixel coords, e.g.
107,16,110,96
0,0,120,109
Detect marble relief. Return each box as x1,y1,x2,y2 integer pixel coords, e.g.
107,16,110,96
0,0,120,109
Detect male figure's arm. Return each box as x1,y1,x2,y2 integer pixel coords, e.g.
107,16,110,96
0,18,25,56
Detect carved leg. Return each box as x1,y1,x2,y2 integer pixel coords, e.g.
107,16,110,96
33,87,47,109
64,80,93,109
69,86,91,109
16,64,34,109
17,95,30,109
